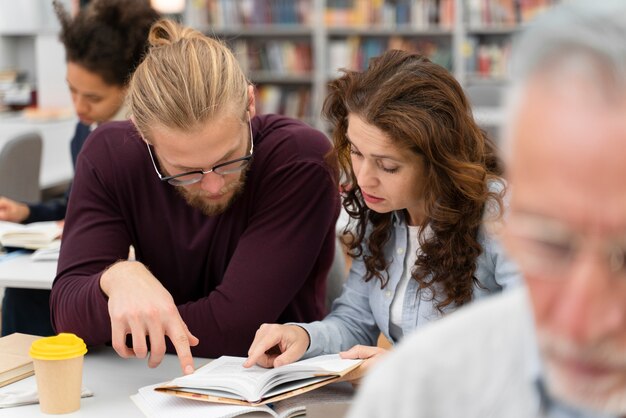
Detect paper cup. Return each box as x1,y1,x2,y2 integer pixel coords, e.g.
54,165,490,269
29,333,88,414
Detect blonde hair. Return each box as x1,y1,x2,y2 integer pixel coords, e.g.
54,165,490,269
128,19,249,138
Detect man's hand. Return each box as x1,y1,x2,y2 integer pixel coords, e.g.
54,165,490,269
244,323,310,368
100,261,199,375
338,345,388,387
0,197,29,222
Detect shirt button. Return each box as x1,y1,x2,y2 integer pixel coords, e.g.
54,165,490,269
385,290,392,298
397,248,404,255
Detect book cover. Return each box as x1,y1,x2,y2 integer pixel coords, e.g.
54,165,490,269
134,381,354,418
155,354,361,406
0,220,62,250
0,333,41,388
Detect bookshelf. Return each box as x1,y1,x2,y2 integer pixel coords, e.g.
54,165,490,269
184,0,561,129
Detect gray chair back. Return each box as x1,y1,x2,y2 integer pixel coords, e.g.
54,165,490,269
0,131,42,203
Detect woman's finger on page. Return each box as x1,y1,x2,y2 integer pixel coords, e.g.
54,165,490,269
339,345,381,360
245,324,284,367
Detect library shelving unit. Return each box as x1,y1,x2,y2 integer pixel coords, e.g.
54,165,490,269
184,0,562,129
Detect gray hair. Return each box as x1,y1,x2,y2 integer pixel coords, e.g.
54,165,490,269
501,0,626,160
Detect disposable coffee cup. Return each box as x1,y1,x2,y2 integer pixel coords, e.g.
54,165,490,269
29,333,88,414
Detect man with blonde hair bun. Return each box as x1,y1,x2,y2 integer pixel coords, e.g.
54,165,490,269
347,1,626,417
51,20,339,375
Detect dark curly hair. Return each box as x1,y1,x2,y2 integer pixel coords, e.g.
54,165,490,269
323,50,505,311
53,0,159,87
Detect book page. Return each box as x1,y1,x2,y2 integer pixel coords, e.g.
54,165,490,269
173,357,272,401
134,384,275,418
172,355,361,403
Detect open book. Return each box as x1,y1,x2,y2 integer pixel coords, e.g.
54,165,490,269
0,221,62,250
134,381,353,418
0,333,40,388
156,354,362,406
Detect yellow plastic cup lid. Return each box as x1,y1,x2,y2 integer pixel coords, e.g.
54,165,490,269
29,333,88,360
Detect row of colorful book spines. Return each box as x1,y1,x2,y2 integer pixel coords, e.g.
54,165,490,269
328,37,453,73
232,41,312,73
325,0,454,27
466,0,562,26
463,39,512,78
203,0,456,27
206,0,312,25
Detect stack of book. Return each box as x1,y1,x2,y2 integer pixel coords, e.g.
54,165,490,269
0,221,62,251
0,333,40,388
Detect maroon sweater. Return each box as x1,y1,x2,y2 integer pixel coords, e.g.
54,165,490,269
51,115,339,357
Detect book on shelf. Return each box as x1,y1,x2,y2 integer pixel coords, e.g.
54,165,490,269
325,0,454,28
206,0,311,27
464,37,511,79
154,354,362,406
0,333,41,388
327,36,452,74
133,381,354,418
467,0,559,28
255,86,311,120
0,220,62,250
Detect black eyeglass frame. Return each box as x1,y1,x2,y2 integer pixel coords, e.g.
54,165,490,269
146,115,254,186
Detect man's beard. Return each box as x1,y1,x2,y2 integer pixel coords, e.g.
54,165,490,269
538,330,626,414
176,172,247,216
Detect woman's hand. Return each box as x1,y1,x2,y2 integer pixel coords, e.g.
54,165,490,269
244,323,310,368
339,345,389,387
0,197,29,222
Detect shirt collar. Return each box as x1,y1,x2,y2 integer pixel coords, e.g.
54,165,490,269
90,103,129,131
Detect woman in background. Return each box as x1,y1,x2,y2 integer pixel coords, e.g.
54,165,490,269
0,0,159,336
245,50,520,382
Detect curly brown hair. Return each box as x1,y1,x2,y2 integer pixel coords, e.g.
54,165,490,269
323,50,505,311
53,0,159,87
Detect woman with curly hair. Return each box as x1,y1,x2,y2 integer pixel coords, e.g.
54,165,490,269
0,0,159,336
245,49,520,382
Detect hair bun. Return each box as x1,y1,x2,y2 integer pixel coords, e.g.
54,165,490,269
149,19,203,47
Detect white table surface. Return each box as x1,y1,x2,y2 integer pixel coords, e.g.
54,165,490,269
0,253,56,289
0,346,212,418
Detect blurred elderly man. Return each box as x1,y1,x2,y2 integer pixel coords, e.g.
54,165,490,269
346,1,626,417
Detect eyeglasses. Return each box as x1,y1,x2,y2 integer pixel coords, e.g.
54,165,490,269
505,213,626,278
146,115,254,186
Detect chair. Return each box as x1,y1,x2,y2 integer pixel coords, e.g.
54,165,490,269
0,131,43,203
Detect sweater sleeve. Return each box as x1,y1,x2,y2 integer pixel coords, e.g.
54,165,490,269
51,123,340,357
298,255,381,357
25,197,68,223
176,158,339,356
50,149,134,344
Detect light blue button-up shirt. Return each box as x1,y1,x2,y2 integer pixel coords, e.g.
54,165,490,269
299,210,522,357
